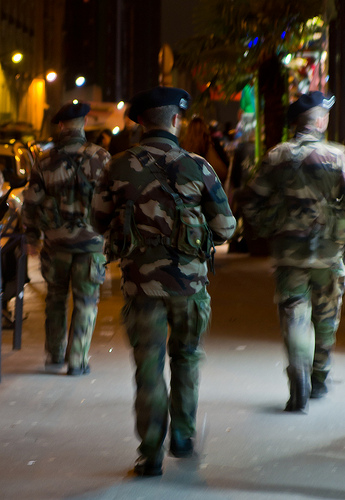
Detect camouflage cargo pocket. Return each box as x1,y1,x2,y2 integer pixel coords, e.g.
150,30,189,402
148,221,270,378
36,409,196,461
89,253,106,284
192,289,212,340
176,206,210,259
324,202,345,244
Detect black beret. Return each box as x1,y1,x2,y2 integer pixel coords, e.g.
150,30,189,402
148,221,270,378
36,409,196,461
51,101,91,124
128,86,191,123
288,91,335,124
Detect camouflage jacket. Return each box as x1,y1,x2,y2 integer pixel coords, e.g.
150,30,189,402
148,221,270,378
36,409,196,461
91,130,236,297
22,129,111,253
242,127,345,269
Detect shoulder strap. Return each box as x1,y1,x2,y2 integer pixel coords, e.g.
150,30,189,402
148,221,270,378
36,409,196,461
58,144,93,190
129,146,184,207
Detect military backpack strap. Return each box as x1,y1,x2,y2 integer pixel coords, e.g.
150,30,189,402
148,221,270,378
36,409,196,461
58,143,96,190
129,146,216,273
129,146,184,207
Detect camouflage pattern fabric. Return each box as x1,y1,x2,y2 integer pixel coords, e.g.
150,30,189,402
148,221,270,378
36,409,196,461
91,130,236,297
22,128,111,253
41,249,106,368
242,126,345,389
22,128,110,367
242,129,345,268
91,129,235,458
275,265,345,382
121,287,211,458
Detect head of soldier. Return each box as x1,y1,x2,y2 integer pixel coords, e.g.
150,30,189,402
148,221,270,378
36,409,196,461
287,91,335,134
51,101,91,131
127,86,191,137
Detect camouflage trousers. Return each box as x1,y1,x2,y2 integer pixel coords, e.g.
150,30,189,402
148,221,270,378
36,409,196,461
274,265,345,383
121,287,211,459
41,248,106,368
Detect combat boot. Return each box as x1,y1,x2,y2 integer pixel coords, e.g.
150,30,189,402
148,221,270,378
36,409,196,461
310,375,328,399
285,365,311,413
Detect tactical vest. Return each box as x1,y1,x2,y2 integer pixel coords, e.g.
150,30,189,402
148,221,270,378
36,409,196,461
39,143,97,231
106,146,215,271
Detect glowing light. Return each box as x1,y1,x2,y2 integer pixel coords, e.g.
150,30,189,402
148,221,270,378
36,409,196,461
117,101,125,110
112,126,120,135
72,99,79,104
283,54,292,65
46,71,57,82
281,31,286,39
75,76,86,87
12,52,23,63
248,41,253,48
253,37,258,46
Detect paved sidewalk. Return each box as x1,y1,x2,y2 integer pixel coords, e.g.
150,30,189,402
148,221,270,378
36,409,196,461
1,248,345,499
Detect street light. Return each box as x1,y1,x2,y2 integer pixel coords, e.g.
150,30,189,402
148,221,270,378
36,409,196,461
75,76,85,87
46,71,57,83
11,52,23,64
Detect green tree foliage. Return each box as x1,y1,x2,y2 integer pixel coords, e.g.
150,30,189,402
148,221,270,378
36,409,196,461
176,0,337,151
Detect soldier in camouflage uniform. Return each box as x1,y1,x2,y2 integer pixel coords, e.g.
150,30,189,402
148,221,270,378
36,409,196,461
22,102,111,376
241,91,345,412
91,86,236,476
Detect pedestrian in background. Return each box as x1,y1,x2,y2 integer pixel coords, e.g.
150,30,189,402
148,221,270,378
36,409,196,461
22,102,111,375
91,86,236,476
108,107,143,156
241,91,345,412
181,115,228,185
96,128,112,151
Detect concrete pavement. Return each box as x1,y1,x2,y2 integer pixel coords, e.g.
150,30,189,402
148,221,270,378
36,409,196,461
1,246,345,499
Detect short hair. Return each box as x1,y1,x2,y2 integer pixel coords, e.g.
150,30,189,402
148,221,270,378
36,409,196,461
63,116,86,129
140,105,180,129
297,106,328,127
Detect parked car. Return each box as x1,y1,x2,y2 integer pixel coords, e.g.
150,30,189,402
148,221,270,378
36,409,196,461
0,140,33,193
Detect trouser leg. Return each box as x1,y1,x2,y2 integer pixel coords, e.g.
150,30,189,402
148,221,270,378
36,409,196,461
168,288,211,440
122,296,168,459
67,252,102,369
275,267,314,374
275,267,313,409
279,298,315,374
41,249,71,361
310,268,345,383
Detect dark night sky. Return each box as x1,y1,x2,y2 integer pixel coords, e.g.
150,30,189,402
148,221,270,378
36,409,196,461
161,0,198,50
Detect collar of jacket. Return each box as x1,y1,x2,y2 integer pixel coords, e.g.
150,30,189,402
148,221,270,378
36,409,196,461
294,127,325,143
140,129,179,147
57,128,87,148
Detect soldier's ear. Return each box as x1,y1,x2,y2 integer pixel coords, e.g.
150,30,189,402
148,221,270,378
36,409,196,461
172,113,180,128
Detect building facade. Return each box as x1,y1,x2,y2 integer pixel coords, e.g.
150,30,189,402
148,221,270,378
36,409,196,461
0,0,65,139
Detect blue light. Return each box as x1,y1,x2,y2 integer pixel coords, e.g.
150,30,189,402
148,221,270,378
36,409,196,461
281,31,286,39
248,41,253,48
253,37,258,46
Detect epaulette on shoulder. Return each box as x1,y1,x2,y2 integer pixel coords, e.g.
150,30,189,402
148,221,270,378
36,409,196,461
80,142,100,159
181,149,206,168
40,146,56,161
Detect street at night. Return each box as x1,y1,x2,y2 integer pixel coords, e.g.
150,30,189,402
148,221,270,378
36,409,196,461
1,247,345,499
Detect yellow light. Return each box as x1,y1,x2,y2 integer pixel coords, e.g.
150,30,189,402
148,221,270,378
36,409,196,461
46,71,57,83
12,52,23,63
75,76,85,87
112,126,120,135
73,99,79,104
117,101,125,110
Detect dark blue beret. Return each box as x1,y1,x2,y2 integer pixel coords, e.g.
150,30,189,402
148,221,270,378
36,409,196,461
128,86,191,123
51,101,91,124
288,91,335,124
